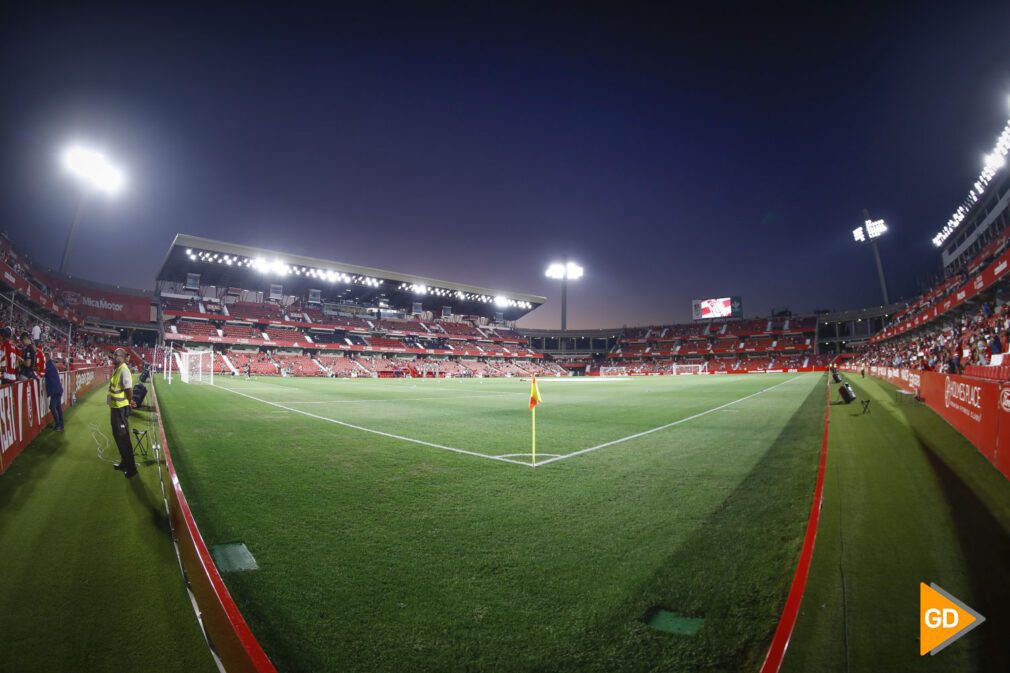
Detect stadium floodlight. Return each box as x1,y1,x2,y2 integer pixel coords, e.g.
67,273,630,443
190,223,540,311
61,145,126,196
864,219,887,239
545,259,583,351
545,261,583,280
853,211,890,305
932,114,1010,247
58,142,127,273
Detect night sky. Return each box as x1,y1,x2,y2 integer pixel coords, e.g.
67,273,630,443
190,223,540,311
3,1,1010,329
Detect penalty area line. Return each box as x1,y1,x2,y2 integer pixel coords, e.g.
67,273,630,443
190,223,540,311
211,384,534,467
533,376,802,467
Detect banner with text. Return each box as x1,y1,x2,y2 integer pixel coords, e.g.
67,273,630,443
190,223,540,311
865,366,1007,481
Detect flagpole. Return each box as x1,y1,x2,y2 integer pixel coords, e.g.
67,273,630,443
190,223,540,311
532,406,536,467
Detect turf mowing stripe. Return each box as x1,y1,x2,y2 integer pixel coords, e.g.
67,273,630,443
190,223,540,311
211,383,534,467
533,376,802,467
759,376,830,673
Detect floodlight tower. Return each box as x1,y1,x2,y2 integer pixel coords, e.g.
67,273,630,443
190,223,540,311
545,259,584,352
59,144,126,273
852,210,889,305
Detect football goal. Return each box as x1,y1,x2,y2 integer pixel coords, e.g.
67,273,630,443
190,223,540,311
174,349,215,385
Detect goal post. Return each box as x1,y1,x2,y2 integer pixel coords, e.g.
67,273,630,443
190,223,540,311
178,349,215,385
599,366,628,376
671,362,708,375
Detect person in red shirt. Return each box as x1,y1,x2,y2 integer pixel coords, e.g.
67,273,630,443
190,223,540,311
35,342,45,379
0,327,20,385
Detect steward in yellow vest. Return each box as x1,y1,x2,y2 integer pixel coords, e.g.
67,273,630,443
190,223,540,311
108,348,138,478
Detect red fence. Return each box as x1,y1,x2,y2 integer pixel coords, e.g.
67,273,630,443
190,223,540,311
864,366,1010,481
149,381,277,673
0,367,109,474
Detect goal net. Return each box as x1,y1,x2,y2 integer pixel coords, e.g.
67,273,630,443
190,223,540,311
599,366,627,376
176,349,215,385
671,363,708,375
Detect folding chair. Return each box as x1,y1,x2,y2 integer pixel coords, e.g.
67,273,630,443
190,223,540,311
132,429,150,459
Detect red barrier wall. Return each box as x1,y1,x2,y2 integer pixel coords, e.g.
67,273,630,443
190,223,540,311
149,381,277,673
864,366,1010,481
0,367,109,474
760,378,831,673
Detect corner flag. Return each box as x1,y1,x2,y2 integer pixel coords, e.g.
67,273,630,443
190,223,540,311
530,375,542,466
529,374,542,410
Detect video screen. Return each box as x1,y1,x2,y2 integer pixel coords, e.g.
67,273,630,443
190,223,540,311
692,296,742,320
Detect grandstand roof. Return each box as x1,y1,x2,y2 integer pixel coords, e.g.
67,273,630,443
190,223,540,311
156,234,546,320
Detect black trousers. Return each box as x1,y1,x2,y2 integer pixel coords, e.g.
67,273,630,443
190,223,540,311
111,406,135,469
49,393,63,429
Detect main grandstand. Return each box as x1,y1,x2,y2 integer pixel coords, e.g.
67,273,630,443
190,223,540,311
155,234,566,378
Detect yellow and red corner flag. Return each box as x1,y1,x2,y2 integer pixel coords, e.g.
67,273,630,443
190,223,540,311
530,375,542,466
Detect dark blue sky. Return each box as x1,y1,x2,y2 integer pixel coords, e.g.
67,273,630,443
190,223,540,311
3,1,1010,328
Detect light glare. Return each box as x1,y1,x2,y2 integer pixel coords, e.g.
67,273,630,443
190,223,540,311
61,144,126,195
545,261,584,280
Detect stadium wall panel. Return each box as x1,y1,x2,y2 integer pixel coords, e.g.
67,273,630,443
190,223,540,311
863,366,1010,482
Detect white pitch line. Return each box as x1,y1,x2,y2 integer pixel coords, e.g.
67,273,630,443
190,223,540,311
211,384,533,467
532,376,802,467
498,453,561,458
283,392,527,404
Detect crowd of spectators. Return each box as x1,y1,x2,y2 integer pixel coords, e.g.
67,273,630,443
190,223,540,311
856,300,1010,374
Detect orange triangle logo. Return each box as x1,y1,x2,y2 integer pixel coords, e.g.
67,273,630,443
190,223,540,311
920,583,985,655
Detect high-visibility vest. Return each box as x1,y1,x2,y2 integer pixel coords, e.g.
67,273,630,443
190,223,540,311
108,363,131,408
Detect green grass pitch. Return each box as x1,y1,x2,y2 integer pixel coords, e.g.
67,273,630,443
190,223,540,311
156,372,826,672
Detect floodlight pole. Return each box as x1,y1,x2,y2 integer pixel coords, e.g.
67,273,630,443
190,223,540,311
560,257,568,355
59,192,88,274
863,209,890,305
561,263,568,332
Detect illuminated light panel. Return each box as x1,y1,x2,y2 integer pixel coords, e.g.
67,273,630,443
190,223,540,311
933,117,1010,247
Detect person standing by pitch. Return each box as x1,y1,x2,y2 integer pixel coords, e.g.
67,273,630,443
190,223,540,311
44,348,64,432
108,348,138,478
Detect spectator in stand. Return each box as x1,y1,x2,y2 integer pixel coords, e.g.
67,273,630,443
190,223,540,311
34,340,45,380
44,349,64,432
31,322,41,343
18,333,37,380
1,327,21,385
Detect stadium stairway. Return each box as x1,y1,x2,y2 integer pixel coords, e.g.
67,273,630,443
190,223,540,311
0,383,217,673
219,351,239,375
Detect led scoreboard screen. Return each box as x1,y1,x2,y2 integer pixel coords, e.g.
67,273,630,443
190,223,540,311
692,296,743,320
